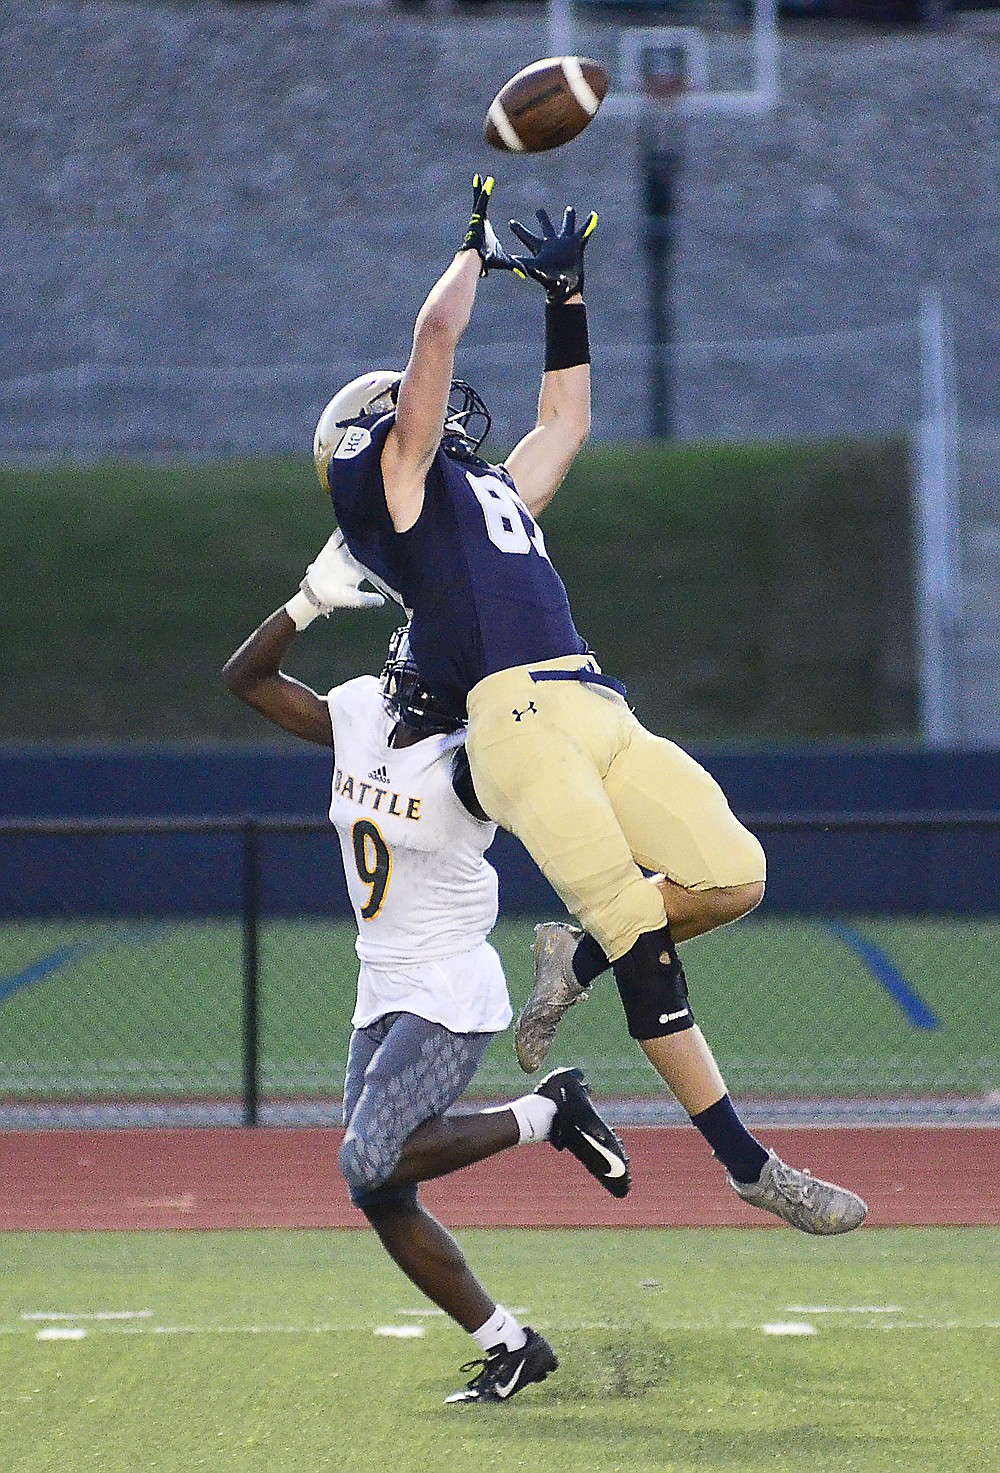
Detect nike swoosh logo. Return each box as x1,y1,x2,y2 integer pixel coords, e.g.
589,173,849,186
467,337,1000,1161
495,1361,525,1398
579,1129,627,1178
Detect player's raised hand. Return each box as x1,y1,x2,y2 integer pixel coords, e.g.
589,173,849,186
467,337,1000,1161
509,205,598,303
300,530,385,613
459,174,523,277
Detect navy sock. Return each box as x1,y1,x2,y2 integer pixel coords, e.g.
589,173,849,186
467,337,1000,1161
573,933,610,987
689,1095,769,1183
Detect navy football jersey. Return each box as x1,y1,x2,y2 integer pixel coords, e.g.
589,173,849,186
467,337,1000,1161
328,413,587,716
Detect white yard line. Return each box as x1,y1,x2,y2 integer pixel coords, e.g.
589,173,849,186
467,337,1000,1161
21,1309,153,1321
5,1315,998,1339
785,1305,903,1315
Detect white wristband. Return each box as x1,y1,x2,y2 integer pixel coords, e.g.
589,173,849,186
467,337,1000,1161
284,590,322,631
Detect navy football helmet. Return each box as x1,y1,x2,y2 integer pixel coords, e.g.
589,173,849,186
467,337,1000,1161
380,625,464,736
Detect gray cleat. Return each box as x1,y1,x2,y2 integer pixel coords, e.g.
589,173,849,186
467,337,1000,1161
727,1149,868,1235
514,922,591,1073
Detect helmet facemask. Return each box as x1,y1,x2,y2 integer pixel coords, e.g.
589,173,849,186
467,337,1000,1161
441,380,492,459
379,625,464,737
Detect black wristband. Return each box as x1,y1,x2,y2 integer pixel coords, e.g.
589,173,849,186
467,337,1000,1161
544,301,590,372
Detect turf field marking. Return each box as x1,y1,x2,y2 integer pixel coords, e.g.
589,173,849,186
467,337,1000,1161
375,1326,425,1338
762,1322,817,1336
4,1315,999,1339
0,944,103,1003
826,920,940,1029
22,1310,153,1322
36,1327,87,1341
0,928,161,1006
786,1305,902,1315
125,1324,346,1337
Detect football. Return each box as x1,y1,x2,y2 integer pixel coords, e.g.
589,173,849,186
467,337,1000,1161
484,56,610,154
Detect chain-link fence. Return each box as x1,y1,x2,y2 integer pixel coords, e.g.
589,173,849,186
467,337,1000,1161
1,815,997,1126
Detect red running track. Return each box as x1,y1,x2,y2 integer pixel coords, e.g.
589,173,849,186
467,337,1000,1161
1,1126,997,1232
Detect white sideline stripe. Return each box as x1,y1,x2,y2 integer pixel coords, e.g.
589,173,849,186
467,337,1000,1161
562,56,601,116
786,1305,902,1314
375,1325,424,1339
2,1317,999,1338
762,1322,817,1336
487,100,524,153
36,1327,87,1341
22,1309,153,1321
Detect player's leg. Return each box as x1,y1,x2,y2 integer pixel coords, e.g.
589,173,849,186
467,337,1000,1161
342,1012,626,1197
515,872,761,1074
603,718,766,928
610,914,866,1231
467,687,744,1141
652,871,764,943
467,672,670,961
520,920,864,1229
360,1187,557,1405
474,687,864,1232
339,1011,498,1205
594,718,800,1173
387,1107,517,1178
339,1015,625,1399
362,1191,497,1331
468,664,765,963
341,1014,547,1398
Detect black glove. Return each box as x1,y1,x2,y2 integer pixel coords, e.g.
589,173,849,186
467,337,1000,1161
509,206,598,304
459,174,522,277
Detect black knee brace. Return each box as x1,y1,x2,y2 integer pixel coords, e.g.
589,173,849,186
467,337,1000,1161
612,924,694,1041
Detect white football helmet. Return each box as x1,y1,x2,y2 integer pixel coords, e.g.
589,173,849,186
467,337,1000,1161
313,370,402,490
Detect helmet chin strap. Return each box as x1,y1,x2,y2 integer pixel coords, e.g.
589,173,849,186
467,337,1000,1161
388,720,419,749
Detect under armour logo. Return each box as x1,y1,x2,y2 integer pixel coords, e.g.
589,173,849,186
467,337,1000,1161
512,702,537,722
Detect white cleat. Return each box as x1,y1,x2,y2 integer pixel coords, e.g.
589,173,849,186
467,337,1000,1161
727,1149,868,1235
514,922,591,1073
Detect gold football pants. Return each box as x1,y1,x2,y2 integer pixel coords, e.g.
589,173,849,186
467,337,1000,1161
466,657,766,963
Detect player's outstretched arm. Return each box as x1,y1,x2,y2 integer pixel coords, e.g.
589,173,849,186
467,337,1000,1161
382,176,500,532
503,206,596,515
504,340,590,518
222,531,384,746
223,611,332,746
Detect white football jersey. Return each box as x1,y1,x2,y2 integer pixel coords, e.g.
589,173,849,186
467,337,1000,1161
327,677,511,1033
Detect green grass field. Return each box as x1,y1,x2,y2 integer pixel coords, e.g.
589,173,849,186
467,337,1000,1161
1,914,997,1102
1,1227,996,1472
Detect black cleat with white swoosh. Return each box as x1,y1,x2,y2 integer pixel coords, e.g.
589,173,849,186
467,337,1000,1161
535,1066,631,1198
444,1328,558,1404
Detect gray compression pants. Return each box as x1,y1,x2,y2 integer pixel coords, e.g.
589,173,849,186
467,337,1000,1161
339,1011,495,1208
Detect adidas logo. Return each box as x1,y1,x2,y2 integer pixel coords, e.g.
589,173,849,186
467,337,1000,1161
368,765,389,784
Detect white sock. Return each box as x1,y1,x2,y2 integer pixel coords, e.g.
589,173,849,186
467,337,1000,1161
508,1093,557,1145
472,1304,527,1354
